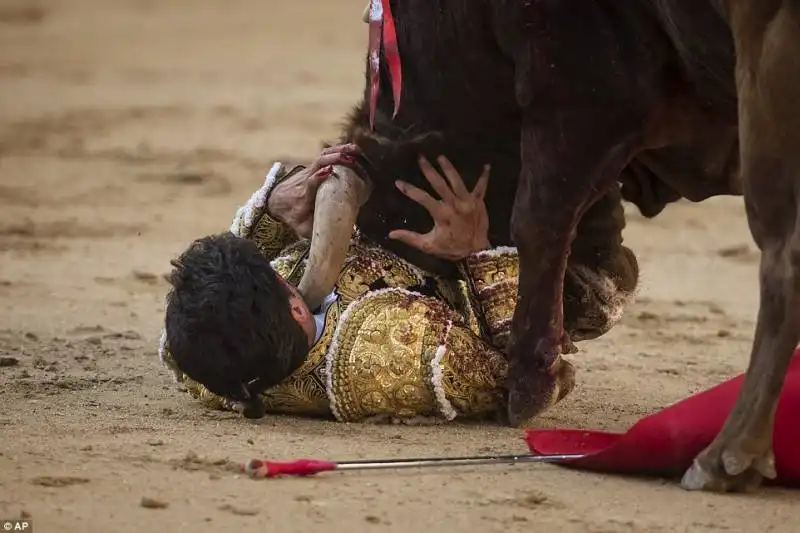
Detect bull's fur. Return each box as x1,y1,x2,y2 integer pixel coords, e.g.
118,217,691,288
341,1,739,277
338,0,800,492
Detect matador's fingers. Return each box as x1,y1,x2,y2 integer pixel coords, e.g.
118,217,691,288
395,180,442,216
472,164,491,200
387,229,434,254
436,155,470,200
310,147,360,172
320,143,361,156
417,156,455,203
307,165,334,189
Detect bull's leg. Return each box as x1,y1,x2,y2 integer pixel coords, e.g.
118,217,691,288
505,113,639,426
682,1,800,492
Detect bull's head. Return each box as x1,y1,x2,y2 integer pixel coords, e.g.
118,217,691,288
296,166,372,310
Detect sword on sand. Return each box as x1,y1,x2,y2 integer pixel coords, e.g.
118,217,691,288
242,452,585,479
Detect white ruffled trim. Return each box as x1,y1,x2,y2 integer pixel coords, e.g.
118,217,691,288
468,246,517,261
324,298,356,422
429,320,458,421
325,287,420,421
347,286,419,303
229,162,282,237
157,329,182,383
158,328,168,365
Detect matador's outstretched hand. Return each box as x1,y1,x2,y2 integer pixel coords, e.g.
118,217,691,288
389,155,491,261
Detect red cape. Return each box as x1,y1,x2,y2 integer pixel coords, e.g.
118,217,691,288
525,351,800,487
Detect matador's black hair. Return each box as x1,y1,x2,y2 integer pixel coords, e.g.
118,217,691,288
164,232,309,418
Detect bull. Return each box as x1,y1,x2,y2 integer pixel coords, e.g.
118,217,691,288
298,0,796,492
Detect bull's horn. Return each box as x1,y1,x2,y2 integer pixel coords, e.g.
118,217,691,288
297,165,372,310
362,3,370,23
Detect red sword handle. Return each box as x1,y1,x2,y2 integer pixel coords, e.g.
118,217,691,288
243,458,338,478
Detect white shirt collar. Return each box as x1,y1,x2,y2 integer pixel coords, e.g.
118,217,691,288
312,291,339,344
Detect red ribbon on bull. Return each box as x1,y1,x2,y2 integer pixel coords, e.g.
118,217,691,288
368,0,402,129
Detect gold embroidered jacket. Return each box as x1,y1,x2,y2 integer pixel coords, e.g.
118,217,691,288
159,163,528,423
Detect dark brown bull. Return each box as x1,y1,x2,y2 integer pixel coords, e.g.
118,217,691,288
300,0,798,492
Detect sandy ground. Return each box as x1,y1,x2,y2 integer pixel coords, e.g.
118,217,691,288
0,1,795,532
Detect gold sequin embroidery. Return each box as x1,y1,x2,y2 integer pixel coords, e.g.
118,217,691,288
465,250,520,292
433,276,484,338
476,279,518,349
463,249,520,350
336,239,426,308
327,290,453,422
250,213,299,260
270,240,310,286
438,325,508,416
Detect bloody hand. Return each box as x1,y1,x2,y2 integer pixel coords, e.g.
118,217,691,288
389,155,491,261
267,143,362,238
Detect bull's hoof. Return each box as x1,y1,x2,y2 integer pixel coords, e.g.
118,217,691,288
681,439,777,493
505,356,576,427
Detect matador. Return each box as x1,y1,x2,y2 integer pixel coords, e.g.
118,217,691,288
159,146,635,424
